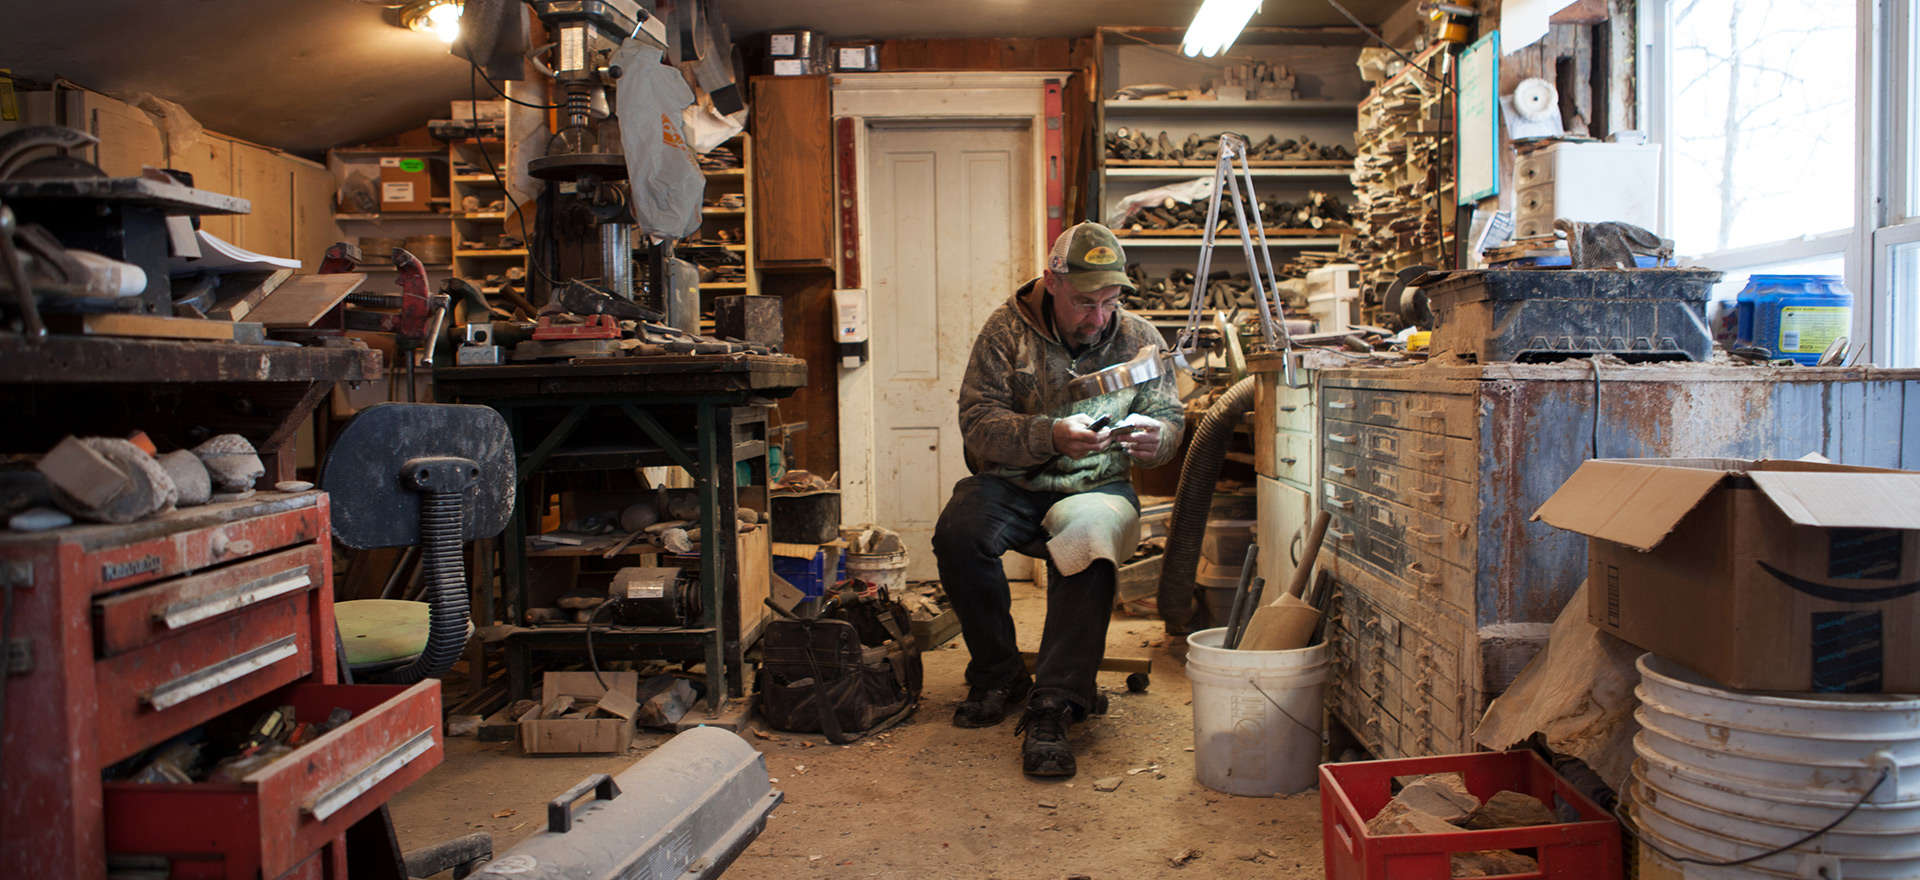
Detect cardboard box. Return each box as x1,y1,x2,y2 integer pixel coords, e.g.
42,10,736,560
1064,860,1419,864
378,156,432,212
517,671,638,754
1534,458,1920,693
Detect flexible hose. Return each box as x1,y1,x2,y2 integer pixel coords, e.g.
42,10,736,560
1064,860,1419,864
392,488,471,684
1157,375,1258,636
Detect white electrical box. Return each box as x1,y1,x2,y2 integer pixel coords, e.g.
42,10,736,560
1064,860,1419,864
833,289,868,367
1512,142,1661,239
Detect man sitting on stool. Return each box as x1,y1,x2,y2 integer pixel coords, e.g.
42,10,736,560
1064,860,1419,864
933,222,1185,778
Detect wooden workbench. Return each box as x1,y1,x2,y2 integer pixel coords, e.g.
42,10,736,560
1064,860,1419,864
0,333,383,485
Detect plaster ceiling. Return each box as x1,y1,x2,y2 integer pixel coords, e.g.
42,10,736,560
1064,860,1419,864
0,0,1401,156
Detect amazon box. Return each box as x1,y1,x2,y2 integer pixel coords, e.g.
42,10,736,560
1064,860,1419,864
1534,458,1920,693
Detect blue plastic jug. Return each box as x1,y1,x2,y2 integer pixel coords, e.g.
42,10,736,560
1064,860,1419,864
1734,275,1851,365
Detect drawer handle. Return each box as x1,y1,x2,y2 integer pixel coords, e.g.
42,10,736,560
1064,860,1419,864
1411,486,1443,502
160,566,311,630
1327,399,1354,410
1327,528,1352,542
1410,407,1444,420
1324,497,1351,510
1412,447,1445,460
1326,464,1355,477
1406,562,1443,587
1407,528,1442,545
306,728,437,822
1328,433,1356,444
1279,405,1299,413
1280,457,1298,465
145,634,299,710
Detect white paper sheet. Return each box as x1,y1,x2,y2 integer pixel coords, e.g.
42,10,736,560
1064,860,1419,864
169,229,300,276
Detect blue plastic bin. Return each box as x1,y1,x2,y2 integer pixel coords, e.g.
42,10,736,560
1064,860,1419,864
1735,274,1852,364
772,549,844,598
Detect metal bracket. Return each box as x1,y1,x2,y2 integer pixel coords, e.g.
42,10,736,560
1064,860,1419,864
5,638,31,675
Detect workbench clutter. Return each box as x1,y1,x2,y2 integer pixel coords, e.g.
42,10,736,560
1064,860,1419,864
489,280,782,362
11,431,271,530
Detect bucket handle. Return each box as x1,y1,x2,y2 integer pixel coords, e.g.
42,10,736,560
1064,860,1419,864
1246,677,1322,737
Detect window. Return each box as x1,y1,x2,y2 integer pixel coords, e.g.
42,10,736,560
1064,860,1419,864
1668,0,1857,255
1649,0,1920,365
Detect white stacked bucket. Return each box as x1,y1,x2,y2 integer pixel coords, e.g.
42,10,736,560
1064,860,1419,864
1185,627,1327,796
1630,653,1920,878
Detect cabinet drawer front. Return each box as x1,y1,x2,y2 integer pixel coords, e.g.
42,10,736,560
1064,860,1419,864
93,544,323,656
78,497,325,595
103,681,442,879
1321,388,1476,439
1353,456,1476,526
93,594,315,763
1272,429,1314,485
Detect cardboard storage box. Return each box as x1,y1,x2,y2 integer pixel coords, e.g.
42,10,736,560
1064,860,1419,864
378,156,433,212
517,671,638,754
1534,458,1920,693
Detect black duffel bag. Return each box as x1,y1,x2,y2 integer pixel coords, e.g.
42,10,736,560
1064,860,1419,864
756,588,922,743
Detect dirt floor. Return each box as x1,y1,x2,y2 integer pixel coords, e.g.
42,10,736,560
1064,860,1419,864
388,580,1327,878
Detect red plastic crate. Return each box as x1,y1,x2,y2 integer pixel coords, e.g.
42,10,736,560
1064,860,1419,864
1320,750,1622,880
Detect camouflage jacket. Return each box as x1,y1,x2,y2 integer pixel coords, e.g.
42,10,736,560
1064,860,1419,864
957,277,1186,493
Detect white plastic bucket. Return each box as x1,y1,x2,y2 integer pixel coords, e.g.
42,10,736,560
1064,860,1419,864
1630,653,1920,879
846,551,907,593
1185,627,1326,796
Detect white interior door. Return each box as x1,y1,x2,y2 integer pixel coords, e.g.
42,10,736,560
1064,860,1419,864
866,120,1035,579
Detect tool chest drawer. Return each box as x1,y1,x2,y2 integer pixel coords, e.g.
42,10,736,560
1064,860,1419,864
103,681,443,880
1324,419,1477,484
1320,474,1475,575
1318,386,1475,440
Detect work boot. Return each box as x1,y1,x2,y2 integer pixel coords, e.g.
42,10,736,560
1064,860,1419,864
1016,697,1076,778
952,675,1031,728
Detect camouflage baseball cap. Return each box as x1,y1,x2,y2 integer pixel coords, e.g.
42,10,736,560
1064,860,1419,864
1048,222,1134,294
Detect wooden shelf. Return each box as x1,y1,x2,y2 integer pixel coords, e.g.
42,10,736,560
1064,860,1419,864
333,212,449,222
1103,99,1354,113
453,248,528,257
702,207,747,215
1117,234,1343,248
452,174,503,184
1105,166,1353,180
361,262,453,272
701,281,749,290
452,212,507,220
703,168,745,178
330,146,444,156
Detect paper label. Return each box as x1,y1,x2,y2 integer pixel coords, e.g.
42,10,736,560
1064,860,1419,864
773,59,807,76
379,156,401,167
560,25,586,73
626,580,665,599
382,181,415,203
398,158,426,173
838,48,869,69
769,33,798,55
1778,305,1849,353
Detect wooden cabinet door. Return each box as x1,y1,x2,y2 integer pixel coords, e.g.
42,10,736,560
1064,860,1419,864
751,75,832,266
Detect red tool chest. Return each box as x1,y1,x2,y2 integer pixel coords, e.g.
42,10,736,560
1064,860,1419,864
0,491,443,880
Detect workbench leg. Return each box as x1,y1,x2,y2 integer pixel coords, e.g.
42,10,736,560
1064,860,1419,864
255,380,332,489
508,639,531,701
715,405,746,701
698,402,727,716
466,538,494,694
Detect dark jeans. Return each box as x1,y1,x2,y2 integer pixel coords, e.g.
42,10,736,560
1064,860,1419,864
932,474,1137,714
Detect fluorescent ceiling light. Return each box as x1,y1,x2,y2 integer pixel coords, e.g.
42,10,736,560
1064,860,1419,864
1182,0,1261,57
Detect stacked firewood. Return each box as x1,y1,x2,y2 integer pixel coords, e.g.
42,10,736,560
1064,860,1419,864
1106,130,1354,163
1118,190,1354,234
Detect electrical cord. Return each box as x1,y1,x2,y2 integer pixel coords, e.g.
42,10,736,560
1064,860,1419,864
467,55,565,110
469,66,560,290
1320,0,1460,97
585,599,616,690
1618,766,1889,873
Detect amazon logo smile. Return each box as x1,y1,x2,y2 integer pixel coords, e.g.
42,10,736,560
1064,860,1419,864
1760,562,1920,604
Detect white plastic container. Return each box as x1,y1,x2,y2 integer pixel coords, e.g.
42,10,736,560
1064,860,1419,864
1630,653,1920,879
1185,627,1327,796
845,550,907,593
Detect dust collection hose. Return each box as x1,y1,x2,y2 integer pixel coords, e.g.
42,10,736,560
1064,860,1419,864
1157,375,1258,636
392,487,472,684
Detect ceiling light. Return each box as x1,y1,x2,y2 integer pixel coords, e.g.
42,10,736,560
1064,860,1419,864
400,0,463,44
1182,0,1260,57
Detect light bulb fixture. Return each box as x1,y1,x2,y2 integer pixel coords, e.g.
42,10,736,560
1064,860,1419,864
400,0,464,44
1181,0,1261,57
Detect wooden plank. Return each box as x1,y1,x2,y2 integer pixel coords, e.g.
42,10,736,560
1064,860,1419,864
208,268,295,321
750,77,833,265
0,335,381,384
245,272,366,327
75,314,250,341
